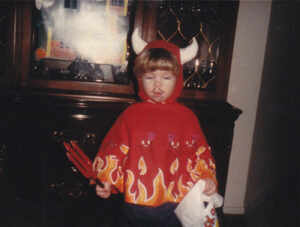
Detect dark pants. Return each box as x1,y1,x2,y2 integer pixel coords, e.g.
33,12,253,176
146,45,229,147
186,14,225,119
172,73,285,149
112,201,182,227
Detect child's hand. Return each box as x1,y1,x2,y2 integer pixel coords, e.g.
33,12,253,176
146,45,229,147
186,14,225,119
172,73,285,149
203,178,217,196
95,182,112,199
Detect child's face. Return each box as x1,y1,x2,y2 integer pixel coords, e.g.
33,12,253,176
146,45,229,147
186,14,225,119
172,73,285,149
140,70,177,102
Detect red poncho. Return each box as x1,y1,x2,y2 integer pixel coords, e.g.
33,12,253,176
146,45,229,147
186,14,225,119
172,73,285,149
92,40,216,207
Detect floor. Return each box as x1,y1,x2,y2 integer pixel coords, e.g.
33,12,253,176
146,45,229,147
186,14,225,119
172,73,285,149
222,174,299,227
245,181,298,227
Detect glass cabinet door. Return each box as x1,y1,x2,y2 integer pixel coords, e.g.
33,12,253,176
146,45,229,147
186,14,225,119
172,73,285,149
31,0,133,84
20,0,135,95
136,0,239,100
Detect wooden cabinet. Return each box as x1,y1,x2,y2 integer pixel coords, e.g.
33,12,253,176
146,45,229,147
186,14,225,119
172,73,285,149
0,1,241,226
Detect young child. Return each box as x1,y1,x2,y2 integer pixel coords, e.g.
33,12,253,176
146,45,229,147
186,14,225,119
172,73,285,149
92,29,217,226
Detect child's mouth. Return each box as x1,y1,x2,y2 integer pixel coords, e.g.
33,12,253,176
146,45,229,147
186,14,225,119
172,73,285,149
153,91,163,97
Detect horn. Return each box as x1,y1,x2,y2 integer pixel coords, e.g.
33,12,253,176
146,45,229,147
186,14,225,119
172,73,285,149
180,38,199,64
132,28,147,55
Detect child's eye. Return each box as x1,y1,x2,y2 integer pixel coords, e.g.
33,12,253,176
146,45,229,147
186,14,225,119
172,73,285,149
164,74,175,80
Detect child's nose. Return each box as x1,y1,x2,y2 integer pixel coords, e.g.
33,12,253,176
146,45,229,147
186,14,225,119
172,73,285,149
154,78,162,87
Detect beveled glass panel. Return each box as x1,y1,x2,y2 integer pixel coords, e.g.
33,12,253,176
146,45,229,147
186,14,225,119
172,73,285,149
157,0,225,90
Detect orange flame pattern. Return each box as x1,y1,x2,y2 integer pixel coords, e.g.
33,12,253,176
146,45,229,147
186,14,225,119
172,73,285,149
187,157,215,182
95,145,215,206
96,155,124,192
124,169,191,206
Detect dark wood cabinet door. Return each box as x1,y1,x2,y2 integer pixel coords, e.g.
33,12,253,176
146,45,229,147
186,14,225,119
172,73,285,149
0,1,22,87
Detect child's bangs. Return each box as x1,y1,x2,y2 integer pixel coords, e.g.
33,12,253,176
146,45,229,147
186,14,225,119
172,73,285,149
146,59,176,73
134,48,179,77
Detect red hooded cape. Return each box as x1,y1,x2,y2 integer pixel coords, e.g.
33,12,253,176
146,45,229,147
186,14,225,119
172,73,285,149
92,40,216,206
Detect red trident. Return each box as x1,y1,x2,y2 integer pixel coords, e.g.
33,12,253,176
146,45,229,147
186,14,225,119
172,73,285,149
63,140,103,187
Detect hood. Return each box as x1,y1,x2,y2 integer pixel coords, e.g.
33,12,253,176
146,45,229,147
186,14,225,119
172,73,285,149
137,40,183,104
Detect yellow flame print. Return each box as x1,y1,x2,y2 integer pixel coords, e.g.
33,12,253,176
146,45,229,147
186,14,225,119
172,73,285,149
97,155,124,192
146,169,168,204
165,181,175,201
196,146,206,156
126,169,169,205
187,158,215,182
209,158,216,170
170,158,179,175
120,144,129,155
125,170,136,202
175,175,191,201
137,179,147,203
138,156,147,175
187,158,193,172
94,156,104,172
194,159,207,173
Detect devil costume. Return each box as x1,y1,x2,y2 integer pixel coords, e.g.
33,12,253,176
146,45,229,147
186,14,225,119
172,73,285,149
92,30,217,211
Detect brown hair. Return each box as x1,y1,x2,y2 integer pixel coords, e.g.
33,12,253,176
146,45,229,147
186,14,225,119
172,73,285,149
133,48,179,77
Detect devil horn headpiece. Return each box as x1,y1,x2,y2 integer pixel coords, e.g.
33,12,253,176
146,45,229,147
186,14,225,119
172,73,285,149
132,28,198,64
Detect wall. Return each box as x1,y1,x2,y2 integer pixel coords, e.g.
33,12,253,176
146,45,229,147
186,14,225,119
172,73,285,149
223,0,298,214
223,0,272,214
